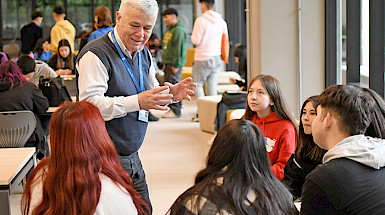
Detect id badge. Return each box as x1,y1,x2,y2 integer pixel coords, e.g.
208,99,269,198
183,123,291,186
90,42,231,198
138,109,149,123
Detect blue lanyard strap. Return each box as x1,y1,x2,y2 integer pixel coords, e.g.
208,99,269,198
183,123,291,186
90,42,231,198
111,30,144,93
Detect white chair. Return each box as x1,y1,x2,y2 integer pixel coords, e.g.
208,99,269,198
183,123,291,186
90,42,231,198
197,95,222,133
0,110,37,166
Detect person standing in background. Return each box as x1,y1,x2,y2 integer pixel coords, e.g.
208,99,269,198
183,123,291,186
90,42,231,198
21,11,43,54
191,0,228,121
161,8,187,118
87,6,114,42
47,5,76,55
76,0,196,213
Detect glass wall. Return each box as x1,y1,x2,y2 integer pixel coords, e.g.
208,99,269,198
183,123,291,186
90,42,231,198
2,0,32,46
1,0,195,50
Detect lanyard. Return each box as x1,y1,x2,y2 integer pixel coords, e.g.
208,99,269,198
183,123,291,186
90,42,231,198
111,30,144,93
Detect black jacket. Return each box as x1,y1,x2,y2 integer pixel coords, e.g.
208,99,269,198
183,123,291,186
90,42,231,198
0,80,48,152
21,22,42,53
283,154,321,199
301,158,385,214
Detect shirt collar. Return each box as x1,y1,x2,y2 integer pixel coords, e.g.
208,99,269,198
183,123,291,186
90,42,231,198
108,27,143,60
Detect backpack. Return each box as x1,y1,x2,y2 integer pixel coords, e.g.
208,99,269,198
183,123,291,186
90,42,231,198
39,76,72,107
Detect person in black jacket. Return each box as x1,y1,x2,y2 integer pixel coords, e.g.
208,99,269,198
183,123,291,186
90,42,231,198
0,60,49,158
21,11,43,54
300,85,385,214
283,95,326,199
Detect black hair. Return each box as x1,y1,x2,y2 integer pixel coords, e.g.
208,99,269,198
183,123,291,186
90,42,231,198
363,88,385,139
296,96,326,163
318,85,376,135
169,119,294,214
33,38,46,59
199,0,215,8
31,11,43,20
162,7,178,17
233,44,247,79
53,5,66,15
17,55,36,75
149,33,158,41
56,39,74,70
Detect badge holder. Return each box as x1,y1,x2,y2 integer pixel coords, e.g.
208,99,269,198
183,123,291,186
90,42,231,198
138,109,149,123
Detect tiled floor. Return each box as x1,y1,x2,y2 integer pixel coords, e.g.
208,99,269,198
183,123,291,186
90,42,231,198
10,98,215,215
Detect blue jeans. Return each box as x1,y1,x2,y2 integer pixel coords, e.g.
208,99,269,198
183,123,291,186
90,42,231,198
119,152,152,214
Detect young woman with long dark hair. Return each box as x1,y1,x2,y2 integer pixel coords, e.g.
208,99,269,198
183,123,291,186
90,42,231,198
243,74,298,180
22,101,148,215
168,119,294,215
283,96,327,199
47,39,76,75
230,44,247,90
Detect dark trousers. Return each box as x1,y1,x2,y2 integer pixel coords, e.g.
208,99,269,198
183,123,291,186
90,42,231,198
119,152,152,214
164,64,182,116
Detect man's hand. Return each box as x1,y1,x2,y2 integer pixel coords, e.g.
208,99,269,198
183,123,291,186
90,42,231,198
138,86,173,110
164,77,197,101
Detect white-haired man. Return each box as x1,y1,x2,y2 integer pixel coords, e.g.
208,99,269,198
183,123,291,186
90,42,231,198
76,0,196,213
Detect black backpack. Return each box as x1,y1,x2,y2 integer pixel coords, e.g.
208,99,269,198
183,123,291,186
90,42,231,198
39,76,72,107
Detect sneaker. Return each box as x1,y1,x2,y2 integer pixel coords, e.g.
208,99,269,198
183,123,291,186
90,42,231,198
191,114,199,122
148,111,159,121
162,109,180,118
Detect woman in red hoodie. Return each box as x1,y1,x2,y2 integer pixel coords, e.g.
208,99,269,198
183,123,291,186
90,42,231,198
243,75,298,180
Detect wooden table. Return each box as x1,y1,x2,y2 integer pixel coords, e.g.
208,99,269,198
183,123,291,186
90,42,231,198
0,148,36,215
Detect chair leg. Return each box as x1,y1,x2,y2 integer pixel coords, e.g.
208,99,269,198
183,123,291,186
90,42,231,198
33,153,37,167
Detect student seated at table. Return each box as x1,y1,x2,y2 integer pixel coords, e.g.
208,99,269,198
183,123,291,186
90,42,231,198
47,39,76,75
17,55,58,86
22,101,148,215
33,38,53,62
168,119,294,215
0,60,49,158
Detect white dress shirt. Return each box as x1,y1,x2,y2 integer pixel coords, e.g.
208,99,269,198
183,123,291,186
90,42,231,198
76,28,160,121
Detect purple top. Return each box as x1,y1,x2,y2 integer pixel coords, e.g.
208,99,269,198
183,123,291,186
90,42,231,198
0,52,9,64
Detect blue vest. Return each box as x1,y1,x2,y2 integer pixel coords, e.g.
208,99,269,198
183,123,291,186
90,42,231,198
77,34,151,156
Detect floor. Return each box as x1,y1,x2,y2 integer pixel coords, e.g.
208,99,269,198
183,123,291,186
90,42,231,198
10,98,215,215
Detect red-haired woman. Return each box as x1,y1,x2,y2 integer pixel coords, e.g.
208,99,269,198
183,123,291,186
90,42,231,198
22,101,149,215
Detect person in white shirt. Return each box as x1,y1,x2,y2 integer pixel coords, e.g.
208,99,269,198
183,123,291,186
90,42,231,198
191,0,228,99
17,55,58,86
76,0,196,213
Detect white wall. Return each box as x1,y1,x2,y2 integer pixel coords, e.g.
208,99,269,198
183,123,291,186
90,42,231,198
301,0,325,104
249,0,325,118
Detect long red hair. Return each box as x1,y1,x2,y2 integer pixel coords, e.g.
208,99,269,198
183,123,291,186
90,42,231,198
22,101,148,215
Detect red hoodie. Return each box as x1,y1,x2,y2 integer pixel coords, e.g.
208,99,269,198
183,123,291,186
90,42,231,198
251,112,297,180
